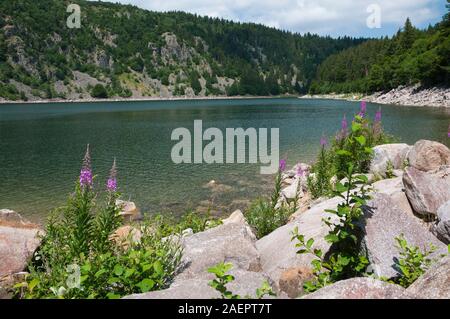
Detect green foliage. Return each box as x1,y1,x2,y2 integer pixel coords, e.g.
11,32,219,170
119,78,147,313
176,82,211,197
90,84,108,99
14,154,181,299
207,262,275,299
292,164,372,293
388,234,436,288
0,0,366,99
311,15,449,94
245,169,293,238
147,211,222,238
307,146,334,198
207,262,240,299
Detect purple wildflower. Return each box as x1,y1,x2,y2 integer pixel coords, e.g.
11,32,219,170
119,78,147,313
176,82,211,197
79,144,93,188
375,107,382,122
296,164,304,177
279,159,287,172
320,135,328,147
106,158,117,192
359,101,367,117
341,115,348,131
448,124,450,138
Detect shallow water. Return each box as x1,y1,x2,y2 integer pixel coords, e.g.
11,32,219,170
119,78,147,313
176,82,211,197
0,98,449,222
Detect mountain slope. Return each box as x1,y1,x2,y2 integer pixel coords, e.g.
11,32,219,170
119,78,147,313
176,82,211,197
0,0,366,101
310,13,450,94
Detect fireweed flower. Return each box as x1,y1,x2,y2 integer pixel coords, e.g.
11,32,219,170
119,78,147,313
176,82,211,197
296,164,304,177
448,124,450,138
341,114,348,131
375,107,382,122
320,135,328,147
279,159,287,172
359,101,367,117
107,158,117,192
79,144,93,187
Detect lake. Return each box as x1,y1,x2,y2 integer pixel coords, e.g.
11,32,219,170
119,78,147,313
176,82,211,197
1,98,449,223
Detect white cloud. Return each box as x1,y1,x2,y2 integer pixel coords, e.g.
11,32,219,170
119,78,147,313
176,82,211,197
99,0,446,36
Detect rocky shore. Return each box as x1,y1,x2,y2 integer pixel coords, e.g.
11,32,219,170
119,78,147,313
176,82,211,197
1,139,450,299
302,85,450,108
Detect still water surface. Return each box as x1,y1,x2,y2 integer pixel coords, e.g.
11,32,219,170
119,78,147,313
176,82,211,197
1,98,449,222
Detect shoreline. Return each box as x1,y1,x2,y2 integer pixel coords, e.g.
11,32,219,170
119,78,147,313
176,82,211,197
0,94,298,106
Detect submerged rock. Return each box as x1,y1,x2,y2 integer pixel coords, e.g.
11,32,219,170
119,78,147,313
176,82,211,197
115,200,143,222
302,277,406,299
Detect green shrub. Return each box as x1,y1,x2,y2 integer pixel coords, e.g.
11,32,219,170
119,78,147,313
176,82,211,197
90,84,108,98
245,163,293,238
14,147,181,299
292,163,372,293
207,262,275,299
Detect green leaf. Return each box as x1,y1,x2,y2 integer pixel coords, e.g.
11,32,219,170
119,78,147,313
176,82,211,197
137,278,155,293
113,265,124,276
306,238,314,249
354,135,366,146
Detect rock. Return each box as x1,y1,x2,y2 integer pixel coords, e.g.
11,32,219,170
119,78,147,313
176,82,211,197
431,200,450,244
256,196,341,289
110,225,142,248
123,269,270,299
403,166,450,217
203,180,233,193
222,210,245,225
370,144,411,176
177,221,260,280
372,177,414,217
302,277,406,299
359,193,447,279
0,211,43,278
339,173,375,186
115,200,143,222
281,177,302,200
278,267,314,298
407,140,450,172
403,256,450,299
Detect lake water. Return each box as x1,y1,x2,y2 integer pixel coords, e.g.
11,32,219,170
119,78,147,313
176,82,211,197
1,98,449,223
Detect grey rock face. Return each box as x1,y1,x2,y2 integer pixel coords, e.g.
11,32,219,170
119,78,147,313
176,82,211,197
431,201,450,244
403,166,450,217
407,140,450,172
359,194,446,279
302,277,406,299
370,144,411,177
404,256,450,299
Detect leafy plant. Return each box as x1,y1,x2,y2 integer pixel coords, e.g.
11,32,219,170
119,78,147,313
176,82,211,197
14,147,182,299
389,234,436,288
207,262,275,299
245,162,293,238
292,163,372,293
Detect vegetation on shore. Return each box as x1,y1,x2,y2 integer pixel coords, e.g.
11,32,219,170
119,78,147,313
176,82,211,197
310,3,450,94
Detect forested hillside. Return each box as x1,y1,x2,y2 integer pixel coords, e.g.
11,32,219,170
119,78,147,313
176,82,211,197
0,0,364,101
310,10,450,94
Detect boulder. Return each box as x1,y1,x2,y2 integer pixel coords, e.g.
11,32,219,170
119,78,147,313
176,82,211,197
372,177,414,217
302,277,406,299
0,211,43,278
370,143,411,176
403,166,450,217
407,140,450,172
256,196,341,293
115,200,143,222
278,267,314,298
431,200,450,244
359,193,447,279
110,225,142,248
403,256,450,299
123,268,270,299
222,210,245,225
177,221,261,280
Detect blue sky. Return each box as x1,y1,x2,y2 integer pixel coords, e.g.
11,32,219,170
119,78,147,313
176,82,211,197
98,0,447,37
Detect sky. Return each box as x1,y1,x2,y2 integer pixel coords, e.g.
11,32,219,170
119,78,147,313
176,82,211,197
98,0,448,37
